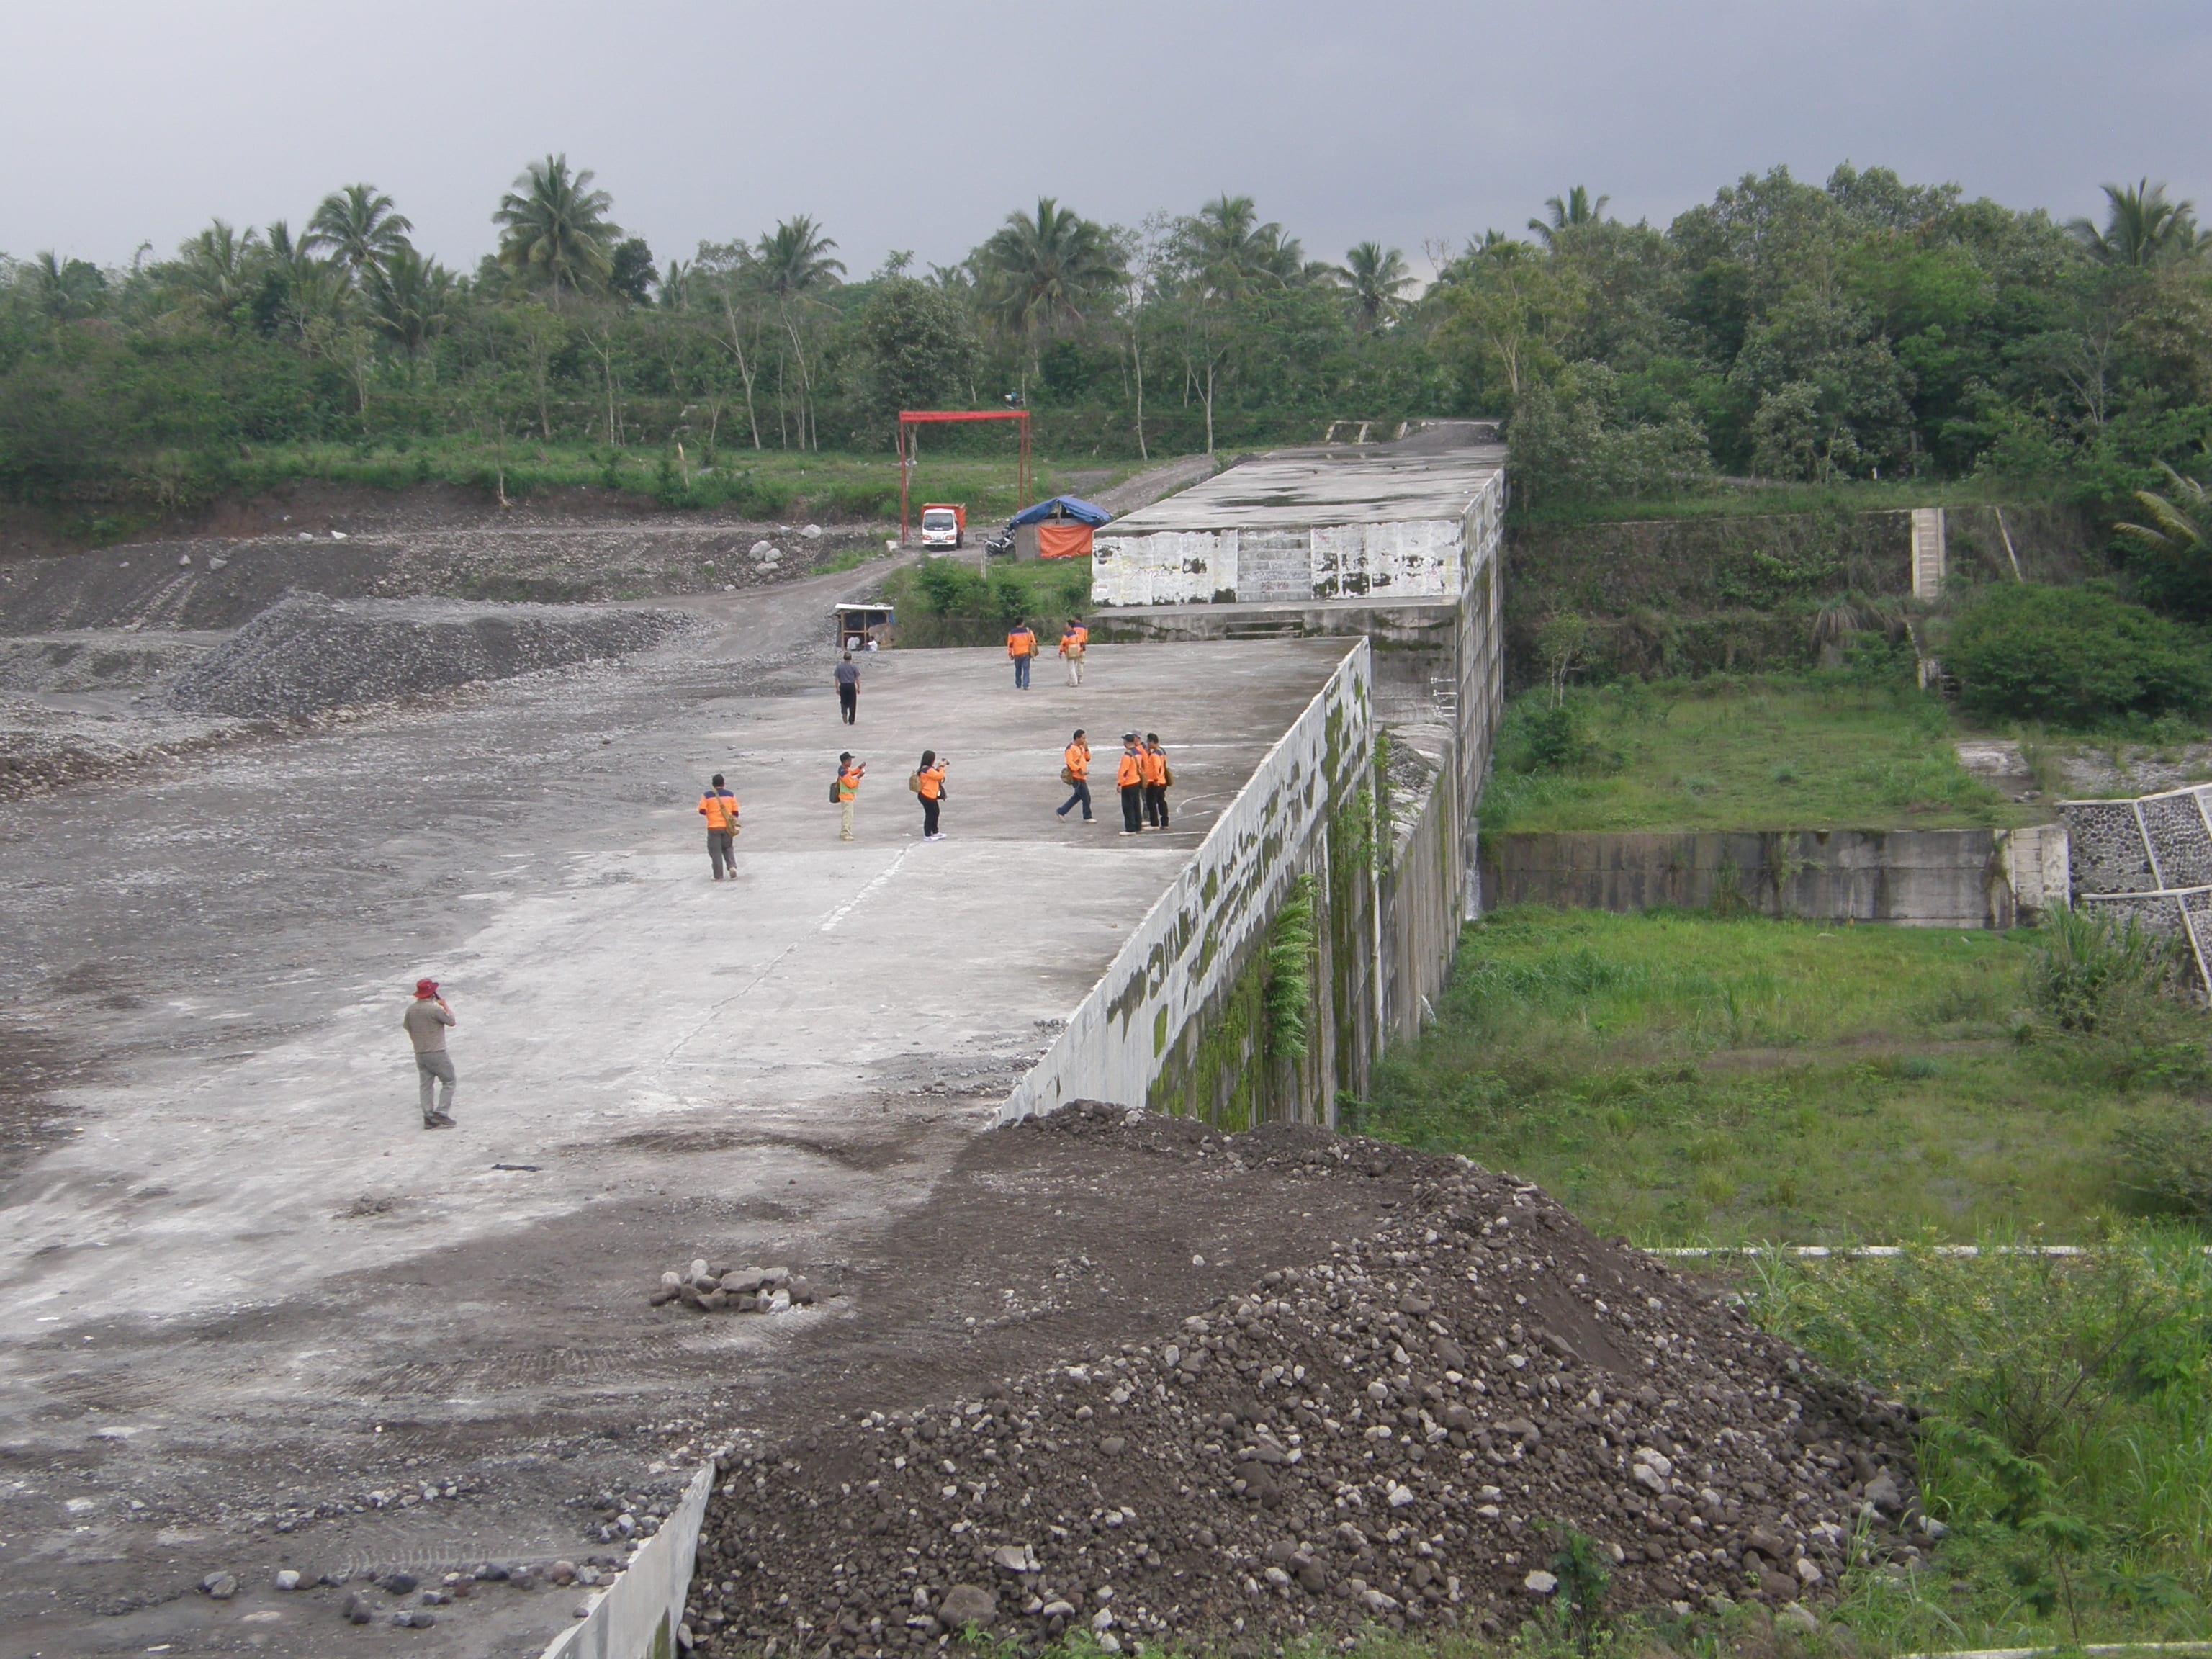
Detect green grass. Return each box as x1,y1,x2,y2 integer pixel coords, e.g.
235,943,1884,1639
881,557,1094,647
216,439,1151,524
1357,907,2208,1245
1485,676,2033,832
1512,475,2062,529
1750,1233,2212,1650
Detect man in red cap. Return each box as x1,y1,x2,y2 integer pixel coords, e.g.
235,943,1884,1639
403,978,457,1128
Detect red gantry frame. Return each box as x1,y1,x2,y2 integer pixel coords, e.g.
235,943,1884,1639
897,410,1031,544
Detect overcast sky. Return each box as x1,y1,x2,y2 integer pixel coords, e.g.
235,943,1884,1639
6,0,2209,278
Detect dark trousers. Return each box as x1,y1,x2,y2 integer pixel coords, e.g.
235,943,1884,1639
1144,783,1169,828
922,795,941,837
1013,655,1032,688
707,829,734,878
837,684,857,724
1057,779,1092,819
1120,784,1143,832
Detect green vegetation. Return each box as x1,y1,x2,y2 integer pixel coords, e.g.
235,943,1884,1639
881,557,1094,647
1357,906,2209,1244
1754,1235,2212,1650
1482,675,2024,832
14,164,2212,557
1943,582,2212,726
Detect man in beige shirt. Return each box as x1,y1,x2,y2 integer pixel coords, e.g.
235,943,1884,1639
403,977,457,1128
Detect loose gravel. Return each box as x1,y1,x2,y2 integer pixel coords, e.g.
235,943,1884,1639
685,1107,1923,1655
167,591,696,718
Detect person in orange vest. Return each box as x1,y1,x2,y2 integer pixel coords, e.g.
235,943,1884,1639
1058,616,1089,686
914,750,948,841
698,773,740,880
1056,728,1093,822
1115,732,1146,835
835,752,865,842
1006,621,1038,690
1142,732,1172,828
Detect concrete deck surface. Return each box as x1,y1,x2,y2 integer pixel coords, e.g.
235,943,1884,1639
0,564,1347,1656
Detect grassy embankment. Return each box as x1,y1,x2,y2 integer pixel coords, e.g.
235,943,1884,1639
1511,475,2067,529
1482,675,2035,834
1356,905,2212,1651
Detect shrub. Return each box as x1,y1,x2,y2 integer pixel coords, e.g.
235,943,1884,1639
1943,582,2212,726
2113,1107,2212,1218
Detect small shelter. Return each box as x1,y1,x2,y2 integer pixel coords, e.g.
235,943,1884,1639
832,602,895,650
1008,495,1111,561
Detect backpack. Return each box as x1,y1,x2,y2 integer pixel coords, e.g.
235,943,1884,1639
830,773,842,805
1161,762,1174,787
907,771,921,793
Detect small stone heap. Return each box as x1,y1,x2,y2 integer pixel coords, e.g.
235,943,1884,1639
685,1134,1924,1656
654,1261,817,1315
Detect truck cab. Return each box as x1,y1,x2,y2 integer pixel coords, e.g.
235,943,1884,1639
918,503,966,549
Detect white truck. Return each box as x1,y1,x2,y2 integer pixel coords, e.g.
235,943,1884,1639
918,503,966,549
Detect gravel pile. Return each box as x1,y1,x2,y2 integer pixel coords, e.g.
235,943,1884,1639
655,1260,820,1314
167,591,696,717
686,1110,1923,1655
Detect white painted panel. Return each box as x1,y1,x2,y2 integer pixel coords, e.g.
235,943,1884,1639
1091,530,1236,606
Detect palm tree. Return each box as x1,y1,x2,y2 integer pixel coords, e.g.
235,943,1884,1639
1529,186,1609,249
2115,464,2211,575
974,197,1124,370
493,154,621,304
166,220,264,325
364,246,456,371
305,184,414,284
27,251,107,323
2069,180,2200,266
258,220,347,340
1182,195,1303,295
1334,242,1413,329
752,216,845,449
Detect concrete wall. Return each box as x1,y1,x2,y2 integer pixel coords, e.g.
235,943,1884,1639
540,1461,714,1659
1480,827,2062,930
1380,753,1462,1040
997,642,1377,1129
1091,474,1503,609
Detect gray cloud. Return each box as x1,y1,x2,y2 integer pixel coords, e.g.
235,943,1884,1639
4,0,2208,274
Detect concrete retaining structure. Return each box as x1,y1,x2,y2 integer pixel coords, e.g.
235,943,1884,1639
1481,824,2067,929
997,641,1378,1129
541,1461,714,1659
2062,786,2212,994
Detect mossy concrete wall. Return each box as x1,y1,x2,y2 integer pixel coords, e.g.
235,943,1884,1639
997,642,1379,1129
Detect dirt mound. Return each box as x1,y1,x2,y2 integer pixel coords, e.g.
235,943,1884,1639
0,632,214,694
685,1107,1920,1655
167,592,696,718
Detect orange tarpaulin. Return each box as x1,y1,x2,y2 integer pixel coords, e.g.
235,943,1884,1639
1038,523,1094,559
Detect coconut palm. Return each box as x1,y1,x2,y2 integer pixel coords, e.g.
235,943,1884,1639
258,220,347,340
2069,180,2200,266
752,216,845,449
1334,242,1413,329
165,220,264,325
26,251,107,323
974,197,1123,344
1180,194,1304,295
493,154,621,303
1529,186,1609,249
305,184,414,284
364,246,456,370
2116,464,2211,571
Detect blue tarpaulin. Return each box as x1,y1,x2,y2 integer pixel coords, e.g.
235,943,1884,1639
1008,495,1111,528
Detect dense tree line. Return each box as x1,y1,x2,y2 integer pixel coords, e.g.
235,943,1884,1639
5,158,2212,521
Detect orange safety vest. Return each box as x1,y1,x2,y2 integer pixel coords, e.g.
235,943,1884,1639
1007,629,1036,657
836,767,861,801
1116,750,1143,787
1058,626,1088,656
1141,748,1168,787
1064,742,1089,781
698,791,738,830
918,765,945,800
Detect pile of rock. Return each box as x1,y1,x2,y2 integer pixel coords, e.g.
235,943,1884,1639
652,1260,817,1314
685,1130,1925,1656
168,591,695,718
